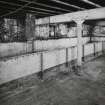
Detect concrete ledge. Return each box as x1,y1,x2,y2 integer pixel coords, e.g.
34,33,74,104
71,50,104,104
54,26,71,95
0,37,89,58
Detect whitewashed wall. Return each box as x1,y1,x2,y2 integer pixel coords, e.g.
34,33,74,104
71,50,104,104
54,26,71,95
0,37,89,58
84,43,94,56
95,42,102,52
0,46,77,85
0,42,32,58
0,53,40,84
0,41,104,85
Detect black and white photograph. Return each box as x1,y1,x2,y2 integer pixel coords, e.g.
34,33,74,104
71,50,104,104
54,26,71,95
0,0,105,105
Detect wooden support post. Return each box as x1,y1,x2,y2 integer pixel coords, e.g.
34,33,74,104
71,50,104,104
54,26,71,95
66,48,69,67
31,15,36,52
37,52,44,80
40,52,43,80
94,43,96,56
26,13,31,40
26,13,36,52
82,45,85,62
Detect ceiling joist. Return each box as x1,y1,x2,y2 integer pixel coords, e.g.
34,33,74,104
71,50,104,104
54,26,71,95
26,10,57,15
0,2,31,18
81,0,102,8
19,0,71,12
0,0,62,14
50,0,85,10
0,0,104,18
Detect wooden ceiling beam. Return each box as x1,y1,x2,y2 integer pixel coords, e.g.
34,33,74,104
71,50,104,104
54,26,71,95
50,0,85,10
0,9,56,18
26,10,57,15
81,0,102,8
0,2,31,17
19,0,71,12
0,0,63,14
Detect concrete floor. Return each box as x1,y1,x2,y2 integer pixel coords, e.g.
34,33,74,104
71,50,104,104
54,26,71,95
0,55,105,105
